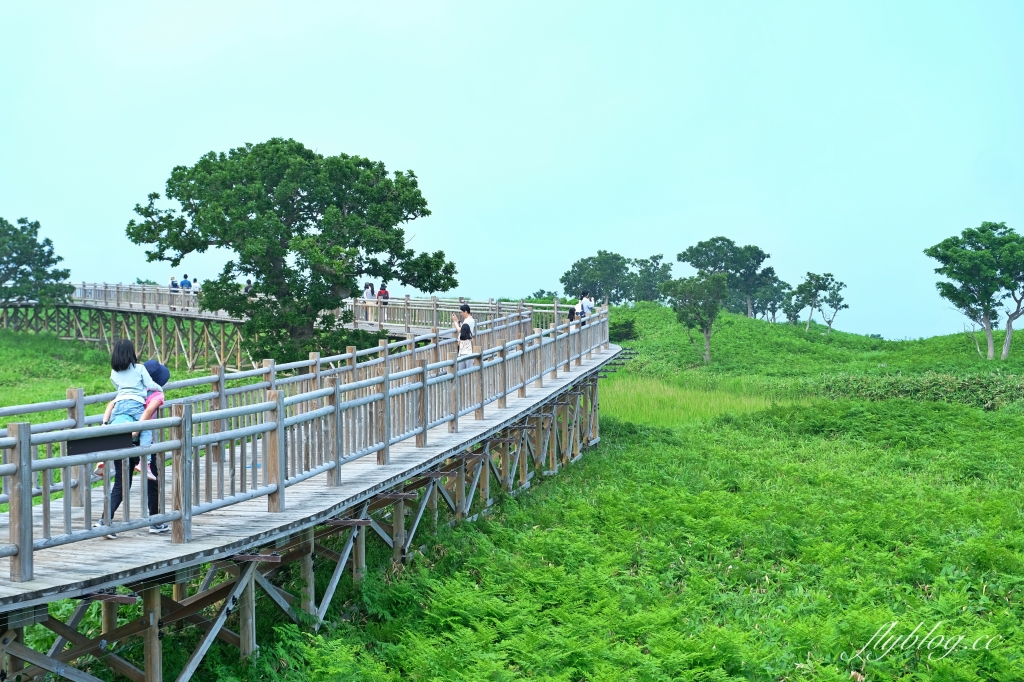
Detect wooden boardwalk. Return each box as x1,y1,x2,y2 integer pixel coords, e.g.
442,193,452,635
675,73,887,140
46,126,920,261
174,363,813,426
0,345,617,610
0,299,614,680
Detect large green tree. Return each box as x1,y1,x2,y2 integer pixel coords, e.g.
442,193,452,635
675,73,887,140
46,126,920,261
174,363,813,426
661,272,728,363
925,222,1024,360
628,254,674,302
127,138,457,360
677,237,770,317
751,269,790,323
559,250,631,304
792,272,830,332
0,217,73,307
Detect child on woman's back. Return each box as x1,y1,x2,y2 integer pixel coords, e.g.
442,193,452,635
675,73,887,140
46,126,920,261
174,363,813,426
101,356,169,480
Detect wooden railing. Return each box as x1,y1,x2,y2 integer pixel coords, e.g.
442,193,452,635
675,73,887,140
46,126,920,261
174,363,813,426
0,309,610,582
67,282,569,330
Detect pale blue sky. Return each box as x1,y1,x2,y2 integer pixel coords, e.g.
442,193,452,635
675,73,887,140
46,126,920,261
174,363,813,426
2,2,1022,338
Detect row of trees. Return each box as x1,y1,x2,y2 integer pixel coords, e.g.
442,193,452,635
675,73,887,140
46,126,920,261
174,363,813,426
925,221,1024,361
556,238,848,363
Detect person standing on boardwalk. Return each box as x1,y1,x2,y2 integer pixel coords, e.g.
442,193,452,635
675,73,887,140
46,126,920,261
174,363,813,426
377,282,390,323
179,274,192,290
362,282,375,321
452,303,476,370
578,290,594,325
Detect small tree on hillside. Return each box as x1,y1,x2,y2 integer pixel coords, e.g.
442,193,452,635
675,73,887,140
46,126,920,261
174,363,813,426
677,236,770,317
793,272,832,332
628,254,674,302
924,223,1010,360
559,250,631,304
661,272,728,363
782,290,803,325
127,138,457,361
752,269,790,322
0,217,73,307
815,275,848,334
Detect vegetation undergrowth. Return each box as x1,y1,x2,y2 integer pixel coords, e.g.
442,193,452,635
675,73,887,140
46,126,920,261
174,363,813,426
4,307,1024,680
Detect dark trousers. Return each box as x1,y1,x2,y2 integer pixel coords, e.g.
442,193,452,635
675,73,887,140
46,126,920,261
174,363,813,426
109,455,160,518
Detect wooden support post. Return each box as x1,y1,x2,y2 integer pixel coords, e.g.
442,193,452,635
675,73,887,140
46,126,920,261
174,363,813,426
392,490,406,563
456,458,467,522
142,585,162,682
473,344,484,420
240,570,256,658
498,343,508,409
479,451,490,505
499,441,511,492
353,526,366,583
171,404,193,543
326,377,342,486
8,423,33,582
431,296,439,328
267,390,286,512
564,323,572,373
561,402,570,466
300,528,315,615
416,360,428,447
308,351,322,391
404,294,411,333
576,321,583,366
447,351,459,433
101,601,118,636
378,341,391,465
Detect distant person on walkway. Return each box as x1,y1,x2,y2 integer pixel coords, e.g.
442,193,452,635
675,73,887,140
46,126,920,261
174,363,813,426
96,341,167,538
180,274,192,290
578,290,594,325
362,282,375,321
243,279,253,294
377,283,390,322
192,278,200,292
169,277,179,310
169,276,178,290
452,304,476,370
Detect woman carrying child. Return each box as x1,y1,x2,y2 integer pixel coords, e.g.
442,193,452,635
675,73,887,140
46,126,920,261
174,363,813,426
97,340,171,537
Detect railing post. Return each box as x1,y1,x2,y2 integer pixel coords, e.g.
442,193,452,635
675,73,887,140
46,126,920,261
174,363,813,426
447,351,459,433
416,360,428,447
548,324,558,380
67,387,85,507
553,297,560,326
517,335,527,398
352,295,360,329
498,343,508,409
308,351,322,391
326,377,342,486
7,423,33,582
404,294,411,333
268,390,286,511
378,341,391,465
431,296,438,328
533,328,543,388
210,364,226,500
262,358,276,391
171,403,192,543
473,344,484,420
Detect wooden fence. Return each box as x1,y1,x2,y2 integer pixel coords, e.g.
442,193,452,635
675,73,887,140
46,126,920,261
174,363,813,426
0,309,610,582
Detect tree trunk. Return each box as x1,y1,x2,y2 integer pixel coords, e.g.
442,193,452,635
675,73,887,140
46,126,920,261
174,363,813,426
1001,314,1021,361
702,328,711,363
984,314,994,360
746,294,753,318
804,307,813,332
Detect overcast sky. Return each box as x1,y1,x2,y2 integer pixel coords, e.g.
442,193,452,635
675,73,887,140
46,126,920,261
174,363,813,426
2,2,1022,338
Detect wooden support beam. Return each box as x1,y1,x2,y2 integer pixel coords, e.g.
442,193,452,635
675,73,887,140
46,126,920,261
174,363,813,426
175,562,256,682
141,586,162,682
300,528,315,616
1,630,103,682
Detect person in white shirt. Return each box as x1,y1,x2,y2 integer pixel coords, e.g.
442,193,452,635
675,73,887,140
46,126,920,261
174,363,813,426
577,290,594,325
452,304,476,370
362,282,376,321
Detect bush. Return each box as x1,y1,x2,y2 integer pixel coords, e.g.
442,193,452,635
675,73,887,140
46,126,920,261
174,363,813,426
609,318,635,342
820,372,1024,410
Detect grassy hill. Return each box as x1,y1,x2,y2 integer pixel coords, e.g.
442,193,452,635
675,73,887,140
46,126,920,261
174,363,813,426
3,315,1023,681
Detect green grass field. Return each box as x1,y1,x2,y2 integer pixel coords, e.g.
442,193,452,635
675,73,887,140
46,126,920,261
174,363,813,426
3,313,1023,680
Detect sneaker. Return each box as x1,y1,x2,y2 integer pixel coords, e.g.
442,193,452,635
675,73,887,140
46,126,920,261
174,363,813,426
135,461,158,481
149,524,170,534
94,523,116,540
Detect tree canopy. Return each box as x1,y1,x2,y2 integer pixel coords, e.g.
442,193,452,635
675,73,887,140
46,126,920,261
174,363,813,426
661,272,728,363
925,222,1024,360
126,138,457,360
559,251,632,304
677,237,771,317
0,217,73,308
